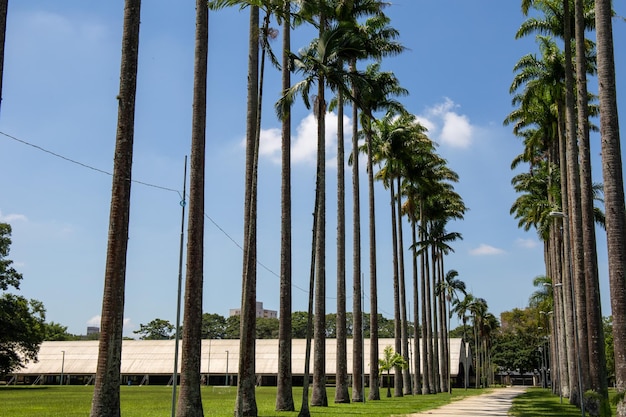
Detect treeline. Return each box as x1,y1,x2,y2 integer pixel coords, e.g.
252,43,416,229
132,312,404,341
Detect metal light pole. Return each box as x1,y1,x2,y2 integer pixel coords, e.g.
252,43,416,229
171,156,187,417
60,350,65,386
550,211,584,416
225,350,229,386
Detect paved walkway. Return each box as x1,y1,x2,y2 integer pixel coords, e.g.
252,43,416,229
403,386,528,417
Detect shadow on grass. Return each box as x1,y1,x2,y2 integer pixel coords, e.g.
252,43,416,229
509,388,583,417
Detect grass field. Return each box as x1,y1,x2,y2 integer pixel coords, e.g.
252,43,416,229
6,385,614,416
0,385,490,417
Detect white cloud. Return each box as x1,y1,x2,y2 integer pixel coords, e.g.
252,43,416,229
469,244,505,256
516,237,539,249
417,97,474,149
86,315,101,327
259,111,351,167
0,211,28,223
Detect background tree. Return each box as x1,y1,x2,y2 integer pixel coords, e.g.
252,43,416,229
43,322,77,341
202,313,227,339
0,226,45,377
0,294,45,376
90,1,141,415
133,319,175,340
0,223,22,290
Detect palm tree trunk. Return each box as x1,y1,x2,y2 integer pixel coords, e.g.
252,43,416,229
90,2,140,416
411,221,422,395
336,85,351,404
595,0,626,415
311,60,328,408
176,1,208,416
563,0,590,402
390,182,403,397
366,118,381,401
235,6,259,417
574,0,608,410
349,58,364,403
276,1,294,411
397,177,411,395
430,243,440,392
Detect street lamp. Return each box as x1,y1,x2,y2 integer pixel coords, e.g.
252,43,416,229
550,210,584,416
60,350,65,386
225,350,229,386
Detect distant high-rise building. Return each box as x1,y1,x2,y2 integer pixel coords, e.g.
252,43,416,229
230,301,277,319
87,326,100,335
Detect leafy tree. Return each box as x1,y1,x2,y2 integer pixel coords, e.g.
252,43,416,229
0,294,46,376
291,311,309,339
256,317,279,339
0,223,22,290
201,313,227,339
133,319,175,340
44,322,77,341
224,315,241,339
0,223,46,377
378,345,407,398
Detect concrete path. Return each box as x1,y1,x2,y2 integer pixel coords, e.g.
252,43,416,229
403,386,528,417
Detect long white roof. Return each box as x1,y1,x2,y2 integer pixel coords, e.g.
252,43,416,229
16,338,470,376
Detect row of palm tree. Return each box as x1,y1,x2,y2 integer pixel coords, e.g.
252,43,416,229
83,0,622,417
506,0,624,415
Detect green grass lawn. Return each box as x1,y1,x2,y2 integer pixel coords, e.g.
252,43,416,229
509,387,618,417
0,385,489,417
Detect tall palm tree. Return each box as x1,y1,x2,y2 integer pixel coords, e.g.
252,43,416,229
452,293,474,390
435,269,466,394
176,1,208,416
236,5,260,416
90,1,141,416
276,1,294,412
595,0,626,414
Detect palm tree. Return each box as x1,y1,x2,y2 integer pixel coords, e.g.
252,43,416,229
378,346,408,398
236,5,260,416
595,0,626,414
276,0,294,412
175,1,208,416
90,1,141,416
435,269,466,394
452,293,474,390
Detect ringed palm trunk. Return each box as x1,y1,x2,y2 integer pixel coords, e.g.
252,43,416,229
558,108,579,403
390,182,403,397
595,0,626,414
366,117,381,401
311,75,328,408
430,243,440,392
411,220,422,395
574,0,608,410
349,61,364,404
176,1,208,416
336,87,351,404
276,1,294,411
235,6,259,417
563,0,590,402
397,177,411,395
90,2,140,416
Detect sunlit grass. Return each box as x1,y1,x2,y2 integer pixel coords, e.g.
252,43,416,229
509,387,618,417
0,385,490,417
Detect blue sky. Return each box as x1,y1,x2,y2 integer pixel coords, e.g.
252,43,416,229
1,1,625,338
